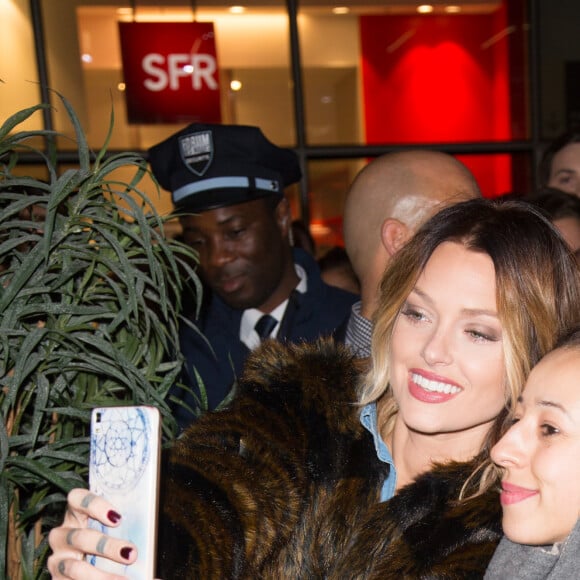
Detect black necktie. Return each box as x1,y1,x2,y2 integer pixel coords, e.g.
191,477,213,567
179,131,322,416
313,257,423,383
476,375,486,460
255,314,277,340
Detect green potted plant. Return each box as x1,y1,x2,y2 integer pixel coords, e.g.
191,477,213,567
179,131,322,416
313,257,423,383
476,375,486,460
0,94,200,578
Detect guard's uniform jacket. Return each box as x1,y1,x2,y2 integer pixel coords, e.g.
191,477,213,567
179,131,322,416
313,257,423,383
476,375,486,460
175,248,357,426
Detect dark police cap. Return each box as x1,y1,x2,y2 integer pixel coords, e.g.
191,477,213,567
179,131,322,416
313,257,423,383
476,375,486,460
148,123,302,212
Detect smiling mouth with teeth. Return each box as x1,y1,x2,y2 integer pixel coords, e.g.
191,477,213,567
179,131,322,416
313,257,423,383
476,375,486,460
411,373,462,395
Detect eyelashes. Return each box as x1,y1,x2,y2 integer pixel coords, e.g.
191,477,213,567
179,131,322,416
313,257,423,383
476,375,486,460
540,423,559,437
507,413,560,438
399,304,500,343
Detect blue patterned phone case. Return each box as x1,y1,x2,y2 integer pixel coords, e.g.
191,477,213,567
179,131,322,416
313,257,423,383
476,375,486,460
88,406,161,579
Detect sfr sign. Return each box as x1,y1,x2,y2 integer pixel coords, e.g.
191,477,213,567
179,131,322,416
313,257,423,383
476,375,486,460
143,54,218,91
119,22,221,124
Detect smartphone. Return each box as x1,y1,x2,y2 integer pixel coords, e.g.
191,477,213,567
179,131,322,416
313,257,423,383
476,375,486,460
87,405,161,579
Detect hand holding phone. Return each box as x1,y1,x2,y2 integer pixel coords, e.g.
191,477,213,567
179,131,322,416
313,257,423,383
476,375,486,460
88,406,161,579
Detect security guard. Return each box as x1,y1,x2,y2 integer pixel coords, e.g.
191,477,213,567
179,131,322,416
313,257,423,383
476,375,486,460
149,123,357,429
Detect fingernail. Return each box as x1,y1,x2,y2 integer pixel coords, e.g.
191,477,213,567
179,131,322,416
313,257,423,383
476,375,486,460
121,547,133,560
107,510,121,523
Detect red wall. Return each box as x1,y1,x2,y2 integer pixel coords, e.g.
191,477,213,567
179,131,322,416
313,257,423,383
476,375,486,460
360,9,513,197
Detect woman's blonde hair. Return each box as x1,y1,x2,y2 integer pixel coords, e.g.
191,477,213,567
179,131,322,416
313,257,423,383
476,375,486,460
360,198,580,493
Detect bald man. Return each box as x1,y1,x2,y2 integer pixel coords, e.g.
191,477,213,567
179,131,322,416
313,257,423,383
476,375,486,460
341,150,481,357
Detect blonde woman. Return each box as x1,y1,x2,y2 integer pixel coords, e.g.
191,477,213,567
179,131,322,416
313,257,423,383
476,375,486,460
48,199,580,579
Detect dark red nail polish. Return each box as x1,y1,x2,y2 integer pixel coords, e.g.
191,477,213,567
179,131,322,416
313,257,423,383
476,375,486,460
121,547,133,560
107,510,121,523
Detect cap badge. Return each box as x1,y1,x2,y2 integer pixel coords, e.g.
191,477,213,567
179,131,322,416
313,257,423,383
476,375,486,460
179,130,214,177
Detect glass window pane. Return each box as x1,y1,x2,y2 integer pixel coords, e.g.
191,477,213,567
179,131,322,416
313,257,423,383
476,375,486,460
299,0,529,145
1,0,42,129
307,159,364,255
41,1,294,150
298,12,363,145
538,0,580,139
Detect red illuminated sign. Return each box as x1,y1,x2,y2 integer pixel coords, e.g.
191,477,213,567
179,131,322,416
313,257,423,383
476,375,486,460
118,22,221,124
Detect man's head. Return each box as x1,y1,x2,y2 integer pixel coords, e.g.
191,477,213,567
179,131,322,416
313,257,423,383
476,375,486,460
343,150,481,318
524,187,580,261
148,123,301,311
179,197,295,311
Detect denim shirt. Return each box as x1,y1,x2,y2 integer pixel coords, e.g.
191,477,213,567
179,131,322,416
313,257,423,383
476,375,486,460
360,401,397,502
